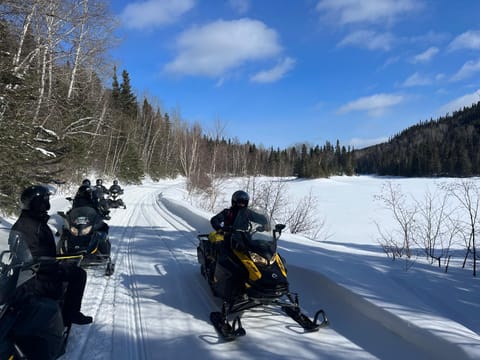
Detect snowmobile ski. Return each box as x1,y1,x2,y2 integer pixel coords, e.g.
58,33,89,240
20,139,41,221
210,311,246,341
282,306,329,332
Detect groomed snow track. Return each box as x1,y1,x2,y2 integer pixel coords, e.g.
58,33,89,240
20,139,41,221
52,183,477,360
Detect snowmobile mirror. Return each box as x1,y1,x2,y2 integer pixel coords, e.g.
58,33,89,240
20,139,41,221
0,250,11,267
273,224,286,239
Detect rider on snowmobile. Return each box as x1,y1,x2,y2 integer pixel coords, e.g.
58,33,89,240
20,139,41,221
93,179,110,218
108,180,126,209
108,179,124,195
9,185,93,326
73,183,110,220
210,190,268,252
94,179,109,196
72,184,96,208
71,184,110,231
211,190,248,250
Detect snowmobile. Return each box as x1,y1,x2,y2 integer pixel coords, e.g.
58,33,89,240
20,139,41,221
0,232,79,359
107,187,126,209
197,207,328,340
57,205,114,276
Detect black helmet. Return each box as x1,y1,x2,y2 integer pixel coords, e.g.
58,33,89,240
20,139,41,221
113,180,118,185
82,179,91,186
96,179,103,186
20,185,52,212
231,190,249,208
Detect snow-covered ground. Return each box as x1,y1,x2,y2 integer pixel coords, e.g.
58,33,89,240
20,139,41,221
1,176,479,359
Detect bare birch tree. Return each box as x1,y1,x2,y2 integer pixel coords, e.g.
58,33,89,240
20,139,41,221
443,180,479,276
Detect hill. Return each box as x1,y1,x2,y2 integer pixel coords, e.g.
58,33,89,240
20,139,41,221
354,101,480,177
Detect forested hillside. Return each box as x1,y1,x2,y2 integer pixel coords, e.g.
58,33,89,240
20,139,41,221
354,102,480,177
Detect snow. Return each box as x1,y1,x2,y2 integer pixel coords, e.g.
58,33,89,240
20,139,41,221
1,176,480,359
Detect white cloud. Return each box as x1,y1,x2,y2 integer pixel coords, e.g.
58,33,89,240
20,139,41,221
228,0,250,14
411,47,439,63
448,30,480,51
401,72,432,87
120,0,195,30
164,19,282,78
338,30,394,51
438,90,480,116
316,0,420,25
338,93,404,116
250,57,296,83
450,58,480,82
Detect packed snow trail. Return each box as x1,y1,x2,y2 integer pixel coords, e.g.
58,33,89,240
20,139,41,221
55,181,472,360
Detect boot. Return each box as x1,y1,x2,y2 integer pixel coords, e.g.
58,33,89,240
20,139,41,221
69,312,93,325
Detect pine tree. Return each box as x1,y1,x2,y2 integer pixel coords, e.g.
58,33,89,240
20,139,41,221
120,70,137,118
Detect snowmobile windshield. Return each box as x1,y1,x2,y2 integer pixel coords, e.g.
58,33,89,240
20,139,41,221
231,207,269,232
7,230,34,265
2,231,37,303
231,208,276,255
68,206,100,226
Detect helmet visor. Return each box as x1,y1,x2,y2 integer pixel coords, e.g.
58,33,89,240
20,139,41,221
236,198,248,206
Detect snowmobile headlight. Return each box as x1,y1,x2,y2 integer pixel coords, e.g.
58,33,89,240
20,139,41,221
250,252,276,266
80,225,92,236
70,227,79,236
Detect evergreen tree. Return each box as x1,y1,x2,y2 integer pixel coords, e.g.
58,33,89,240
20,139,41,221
120,70,137,118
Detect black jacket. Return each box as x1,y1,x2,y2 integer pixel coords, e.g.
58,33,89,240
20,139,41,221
108,184,123,195
210,207,239,231
10,210,63,299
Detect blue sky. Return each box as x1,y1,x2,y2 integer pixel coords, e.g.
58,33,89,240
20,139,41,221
109,0,480,149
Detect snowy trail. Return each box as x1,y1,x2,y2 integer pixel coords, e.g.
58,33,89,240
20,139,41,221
57,183,468,360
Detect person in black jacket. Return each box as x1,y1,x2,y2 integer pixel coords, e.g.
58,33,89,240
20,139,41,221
211,190,250,233
72,184,96,209
9,185,93,326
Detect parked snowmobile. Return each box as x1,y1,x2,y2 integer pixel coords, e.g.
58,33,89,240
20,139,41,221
57,206,114,276
0,233,72,359
107,187,126,209
197,207,328,340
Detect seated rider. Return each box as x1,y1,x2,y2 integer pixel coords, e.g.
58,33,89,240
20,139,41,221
71,184,109,231
73,183,110,220
108,180,126,209
108,180,124,195
10,185,93,326
93,179,110,218
94,179,109,197
210,190,267,253
72,184,96,209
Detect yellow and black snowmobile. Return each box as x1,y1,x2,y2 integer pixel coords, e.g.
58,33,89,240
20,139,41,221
197,207,328,340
